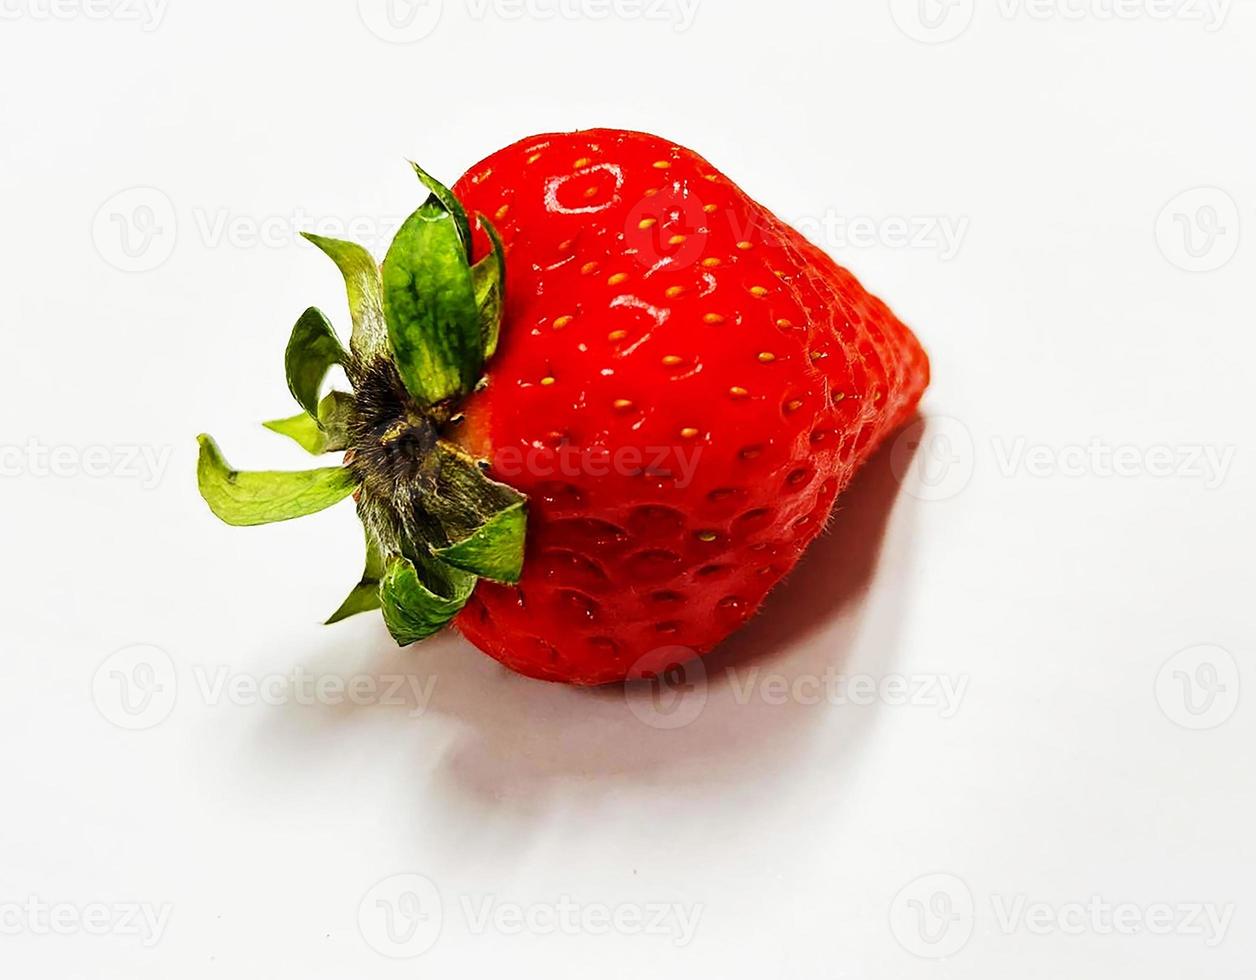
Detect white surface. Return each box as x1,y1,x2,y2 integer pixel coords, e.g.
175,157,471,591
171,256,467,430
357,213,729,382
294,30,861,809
2,1,1253,976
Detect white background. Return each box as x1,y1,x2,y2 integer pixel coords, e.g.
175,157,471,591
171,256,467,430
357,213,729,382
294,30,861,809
2,0,1253,976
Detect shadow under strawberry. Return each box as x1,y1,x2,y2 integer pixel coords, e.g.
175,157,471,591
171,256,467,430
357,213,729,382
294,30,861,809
233,434,917,872
278,430,911,792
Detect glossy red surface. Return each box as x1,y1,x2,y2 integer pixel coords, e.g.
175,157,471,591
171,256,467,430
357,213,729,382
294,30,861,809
450,130,929,685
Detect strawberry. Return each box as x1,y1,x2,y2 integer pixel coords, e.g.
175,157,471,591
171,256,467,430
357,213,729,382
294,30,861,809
197,129,929,686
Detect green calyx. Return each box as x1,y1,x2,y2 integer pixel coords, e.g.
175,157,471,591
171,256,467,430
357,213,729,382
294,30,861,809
196,164,521,646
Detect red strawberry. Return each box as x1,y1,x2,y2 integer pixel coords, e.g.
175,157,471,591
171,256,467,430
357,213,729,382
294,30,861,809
196,129,928,687
446,130,928,684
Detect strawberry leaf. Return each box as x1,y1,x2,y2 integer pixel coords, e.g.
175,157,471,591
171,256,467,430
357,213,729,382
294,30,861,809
263,391,355,455
410,161,472,258
381,201,483,406
301,233,388,360
434,501,525,584
419,443,526,583
379,550,476,645
285,307,346,418
471,215,506,359
325,525,385,624
196,434,357,526
262,413,323,455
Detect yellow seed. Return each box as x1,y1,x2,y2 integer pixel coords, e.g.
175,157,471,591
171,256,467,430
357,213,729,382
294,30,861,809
680,427,699,439
665,285,685,298
526,153,541,164
613,398,634,411
559,239,574,252
776,318,793,329
703,313,725,325
696,531,718,542
810,351,828,361
750,286,769,297
573,156,592,168
608,329,628,341
540,376,556,386
580,261,599,276
703,174,719,183
638,218,657,229
653,160,671,169
702,203,718,213
661,354,683,366
832,391,845,402
584,186,599,198
736,240,753,250
701,258,721,268
553,315,573,330
729,386,749,399
644,188,659,197
758,352,777,363
495,204,510,220
786,399,804,412
607,272,629,286
668,234,687,245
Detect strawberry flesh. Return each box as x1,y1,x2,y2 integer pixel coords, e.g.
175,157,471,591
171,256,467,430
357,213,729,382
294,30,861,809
449,129,930,685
